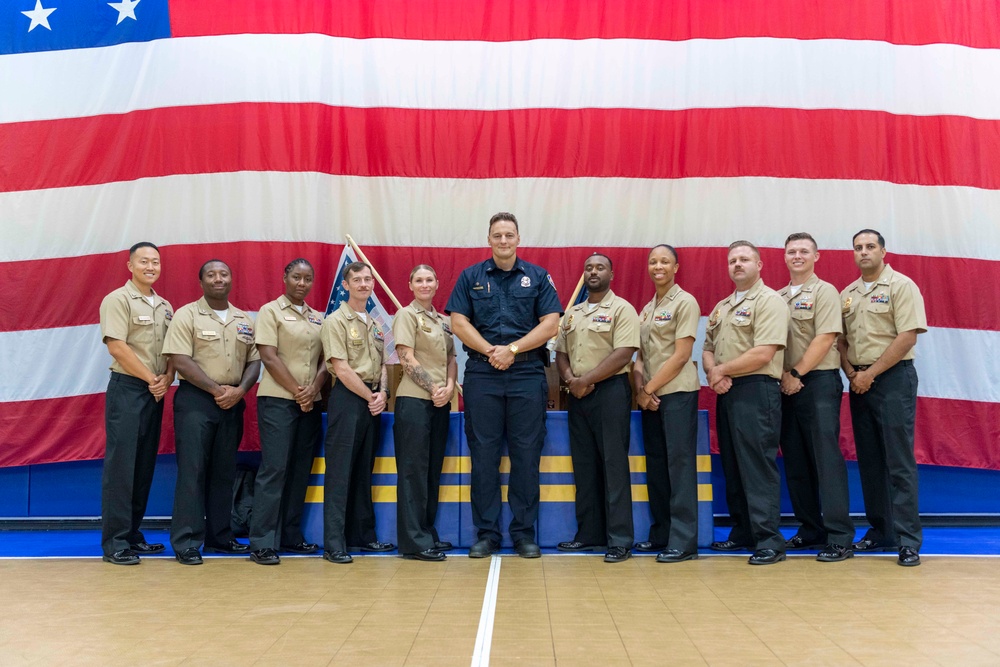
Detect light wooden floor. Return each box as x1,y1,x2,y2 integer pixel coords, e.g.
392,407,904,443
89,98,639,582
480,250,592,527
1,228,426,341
1,554,999,666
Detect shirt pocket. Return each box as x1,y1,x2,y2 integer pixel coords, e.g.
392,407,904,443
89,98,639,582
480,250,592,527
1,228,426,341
194,331,222,360
510,287,539,320
130,316,155,344
470,290,496,328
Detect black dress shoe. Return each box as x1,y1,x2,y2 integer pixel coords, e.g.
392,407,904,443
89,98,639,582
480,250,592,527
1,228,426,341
816,544,854,562
129,541,165,554
103,549,140,565
175,548,203,565
656,549,698,563
898,546,921,567
280,542,319,554
404,549,447,562
433,541,454,552
514,539,541,559
204,540,250,554
358,541,395,553
604,546,631,563
710,540,749,552
250,548,280,565
785,534,825,550
852,536,895,552
748,549,786,565
634,541,666,553
556,541,600,552
469,538,500,558
323,550,353,564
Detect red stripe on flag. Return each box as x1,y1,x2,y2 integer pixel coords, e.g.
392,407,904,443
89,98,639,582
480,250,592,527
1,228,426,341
3,105,1000,193
167,0,1000,49
0,386,262,468
2,389,997,469
1,243,997,333
698,389,1000,471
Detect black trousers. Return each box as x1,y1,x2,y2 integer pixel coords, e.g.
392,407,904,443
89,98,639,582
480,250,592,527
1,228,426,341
393,396,449,554
170,381,244,552
849,360,922,549
780,369,854,547
567,374,634,548
323,382,379,552
716,375,784,552
102,372,163,556
249,396,321,551
463,358,548,543
640,390,699,553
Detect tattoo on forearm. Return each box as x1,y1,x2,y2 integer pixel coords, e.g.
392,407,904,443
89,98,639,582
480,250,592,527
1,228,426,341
401,355,436,393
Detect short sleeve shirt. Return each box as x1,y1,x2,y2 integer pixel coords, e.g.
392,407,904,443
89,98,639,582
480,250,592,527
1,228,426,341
393,301,456,400
321,302,385,384
255,295,325,400
162,297,260,385
99,281,173,376
703,279,788,380
778,274,842,372
840,264,927,366
445,258,563,355
556,290,639,377
638,284,701,395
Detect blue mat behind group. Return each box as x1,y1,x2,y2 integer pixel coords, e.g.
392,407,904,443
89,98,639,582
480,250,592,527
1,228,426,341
299,411,714,549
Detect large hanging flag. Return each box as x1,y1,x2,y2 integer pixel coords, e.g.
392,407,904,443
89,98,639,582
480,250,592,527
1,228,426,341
1,1,999,469
326,244,398,366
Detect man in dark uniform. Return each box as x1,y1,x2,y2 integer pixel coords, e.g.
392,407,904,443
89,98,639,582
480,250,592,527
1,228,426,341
555,253,639,563
778,233,855,562
703,241,789,565
838,229,927,567
99,242,174,564
162,260,260,565
446,212,562,558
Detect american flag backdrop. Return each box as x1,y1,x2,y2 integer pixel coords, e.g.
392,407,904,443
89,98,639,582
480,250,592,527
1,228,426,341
1,1,998,470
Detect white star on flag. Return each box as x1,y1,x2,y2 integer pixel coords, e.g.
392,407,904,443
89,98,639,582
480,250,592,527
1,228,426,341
21,0,56,32
107,0,140,25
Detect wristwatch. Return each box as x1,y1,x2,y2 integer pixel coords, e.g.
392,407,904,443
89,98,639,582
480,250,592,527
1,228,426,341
509,344,519,355
789,368,802,379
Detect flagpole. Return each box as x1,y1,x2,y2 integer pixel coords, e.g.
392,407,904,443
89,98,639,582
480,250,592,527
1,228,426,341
345,234,404,311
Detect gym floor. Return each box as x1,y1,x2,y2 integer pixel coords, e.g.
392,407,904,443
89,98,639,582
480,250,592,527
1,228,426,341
2,526,999,666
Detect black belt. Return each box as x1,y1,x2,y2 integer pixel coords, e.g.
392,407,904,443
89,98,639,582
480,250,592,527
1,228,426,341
472,351,538,364
853,359,912,373
730,375,779,386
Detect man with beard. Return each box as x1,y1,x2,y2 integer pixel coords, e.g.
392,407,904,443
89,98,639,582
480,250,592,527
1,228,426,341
555,253,639,563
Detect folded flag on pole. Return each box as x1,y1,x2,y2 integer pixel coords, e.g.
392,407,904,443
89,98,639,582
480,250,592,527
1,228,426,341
326,244,398,365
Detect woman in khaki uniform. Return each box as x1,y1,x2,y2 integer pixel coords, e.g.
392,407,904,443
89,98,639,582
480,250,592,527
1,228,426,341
248,259,328,565
633,245,702,563
392,265,457,561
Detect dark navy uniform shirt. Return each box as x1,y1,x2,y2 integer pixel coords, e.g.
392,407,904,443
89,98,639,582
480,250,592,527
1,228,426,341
446,257,562,355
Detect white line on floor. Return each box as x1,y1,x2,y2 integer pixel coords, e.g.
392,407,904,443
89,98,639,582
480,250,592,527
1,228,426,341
471,555,502,667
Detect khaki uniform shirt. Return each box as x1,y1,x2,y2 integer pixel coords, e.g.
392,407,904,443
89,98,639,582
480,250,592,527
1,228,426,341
638,284,701,395
840,264,927,366
778,274,842,372
162,297,260,385
393,302,456,401
255,295,325,400
704,279,788,380
321,302,385,385
99,281,173,377
556,290,640,377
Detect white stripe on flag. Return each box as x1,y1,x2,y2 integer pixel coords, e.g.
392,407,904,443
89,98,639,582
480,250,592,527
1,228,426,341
2,36,1000,123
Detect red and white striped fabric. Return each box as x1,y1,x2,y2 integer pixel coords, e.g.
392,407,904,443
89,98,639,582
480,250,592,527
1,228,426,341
2,0,998,469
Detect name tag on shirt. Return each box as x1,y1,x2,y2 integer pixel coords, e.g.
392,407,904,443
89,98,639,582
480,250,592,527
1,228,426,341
284,315,297,321
137,315,151,322
201,330,218,337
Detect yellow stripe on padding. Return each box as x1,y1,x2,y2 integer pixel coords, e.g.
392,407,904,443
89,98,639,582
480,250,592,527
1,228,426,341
306,482,714,504
311,454,705,476
697,455,712,473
